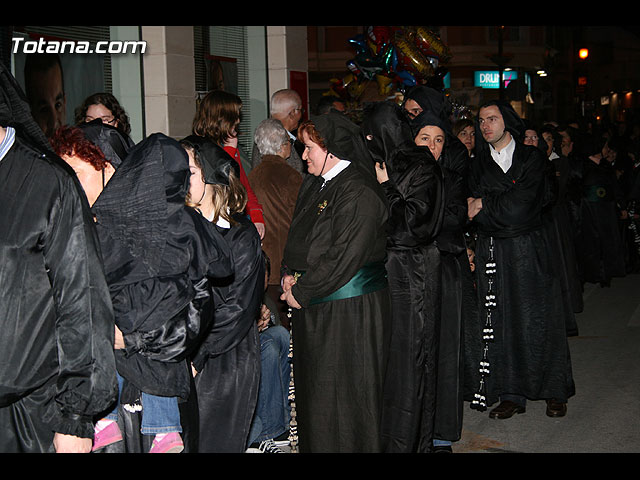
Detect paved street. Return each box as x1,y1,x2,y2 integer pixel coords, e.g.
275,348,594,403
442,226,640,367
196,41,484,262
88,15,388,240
454,273,640,453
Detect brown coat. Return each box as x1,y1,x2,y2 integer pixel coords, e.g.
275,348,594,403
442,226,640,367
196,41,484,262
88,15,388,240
248,154,303,285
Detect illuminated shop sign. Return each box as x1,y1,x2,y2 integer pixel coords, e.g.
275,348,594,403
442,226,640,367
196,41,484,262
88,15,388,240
474,70,518,89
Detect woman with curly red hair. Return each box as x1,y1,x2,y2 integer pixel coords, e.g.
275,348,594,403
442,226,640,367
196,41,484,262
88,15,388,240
50,125,115,207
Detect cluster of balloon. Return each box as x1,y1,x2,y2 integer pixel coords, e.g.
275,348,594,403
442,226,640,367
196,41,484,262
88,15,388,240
325,26,452,105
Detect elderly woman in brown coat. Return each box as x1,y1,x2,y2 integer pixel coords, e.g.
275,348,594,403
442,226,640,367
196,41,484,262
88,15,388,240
249,118,303,325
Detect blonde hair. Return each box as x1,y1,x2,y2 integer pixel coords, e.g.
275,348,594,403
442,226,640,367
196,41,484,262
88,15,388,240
184,143,247,225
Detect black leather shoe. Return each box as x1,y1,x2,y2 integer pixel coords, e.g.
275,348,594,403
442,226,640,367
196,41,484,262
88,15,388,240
488,400,526,419
545,399,567,417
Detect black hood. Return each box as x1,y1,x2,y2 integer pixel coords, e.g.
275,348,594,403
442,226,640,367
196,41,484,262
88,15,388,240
410,108,469,178
403,85,452,127
78,119,135,168
181,135,239,186
475,100,526,156
312,111,361,160
409,109,450,139
311,111,377,179
361,101,415,170
92,133,190,279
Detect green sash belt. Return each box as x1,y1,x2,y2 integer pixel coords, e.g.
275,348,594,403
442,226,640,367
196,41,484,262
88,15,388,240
584,184,612,202
296,261,388,306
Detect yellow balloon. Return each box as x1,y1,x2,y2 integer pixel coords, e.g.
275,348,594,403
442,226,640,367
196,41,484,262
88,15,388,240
414,26,452,62
376,74,393,96
394,30,433,78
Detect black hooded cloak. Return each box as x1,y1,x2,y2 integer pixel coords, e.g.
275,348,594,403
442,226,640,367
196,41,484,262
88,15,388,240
409,109,477,443
0,62,118,452
90,133,233,452
183,136,264,453
466,101,575,409
361,101,444,453
281,112,392,453
569,142,626,286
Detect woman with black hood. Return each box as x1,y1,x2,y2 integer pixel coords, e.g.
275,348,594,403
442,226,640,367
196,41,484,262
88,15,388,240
466,100,575,420
361,101,444,453
410,109,476,452
181,135,264,453
280,112,391,453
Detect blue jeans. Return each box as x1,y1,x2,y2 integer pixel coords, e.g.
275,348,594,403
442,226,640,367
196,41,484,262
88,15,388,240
106,372,182,435
248,325,291,444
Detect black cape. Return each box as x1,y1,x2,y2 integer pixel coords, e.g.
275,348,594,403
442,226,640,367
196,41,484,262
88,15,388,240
282,118,391,452
90,133,233,453
546,154,584,323
410,109,476,442
571,155,626,285
192,213,264,453
466,116,575,407
0,63,117,451
361,101,445,452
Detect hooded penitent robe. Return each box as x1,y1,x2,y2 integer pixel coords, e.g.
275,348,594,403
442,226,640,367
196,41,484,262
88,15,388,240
91,133,233,452
548,151,584,319
466,101,575,409
571,154,626,285
410,108,476,443
191,213,264,453
0,62,118,452
282,112,392,453
180,136,264,453
361,102,444,453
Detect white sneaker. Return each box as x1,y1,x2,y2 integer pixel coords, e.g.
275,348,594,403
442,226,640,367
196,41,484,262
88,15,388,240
258,438,285,453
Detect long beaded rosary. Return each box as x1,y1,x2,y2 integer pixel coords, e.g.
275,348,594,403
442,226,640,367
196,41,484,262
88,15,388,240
285,272,301,452
471,236,496,411
628,200,640,258
286,319,298,453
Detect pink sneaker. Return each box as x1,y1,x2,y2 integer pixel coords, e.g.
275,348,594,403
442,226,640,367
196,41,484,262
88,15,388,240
92,420,122,451
149,432,184,453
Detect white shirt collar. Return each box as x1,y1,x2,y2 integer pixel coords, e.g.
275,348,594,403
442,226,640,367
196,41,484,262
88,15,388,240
204,207,231,229
489,135,516,173
0,126,16,163
322,159,351,184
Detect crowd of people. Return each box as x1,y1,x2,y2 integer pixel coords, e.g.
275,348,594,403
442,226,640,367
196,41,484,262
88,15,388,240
1,51,639,454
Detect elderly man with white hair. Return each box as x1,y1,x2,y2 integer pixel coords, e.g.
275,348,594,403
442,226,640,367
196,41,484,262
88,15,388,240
252,89,305,174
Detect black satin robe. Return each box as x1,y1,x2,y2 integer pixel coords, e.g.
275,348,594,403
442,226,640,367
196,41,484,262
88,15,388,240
467,142,575,406
0,138,118,452
192,213,264,453
545,155,583,331
571,156,626,285
90,134,233,453
432,137,472,443
378,146,444,453
282,165,391,453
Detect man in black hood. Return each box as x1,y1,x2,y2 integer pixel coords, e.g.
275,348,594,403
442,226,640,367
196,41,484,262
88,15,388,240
466,100,575,420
